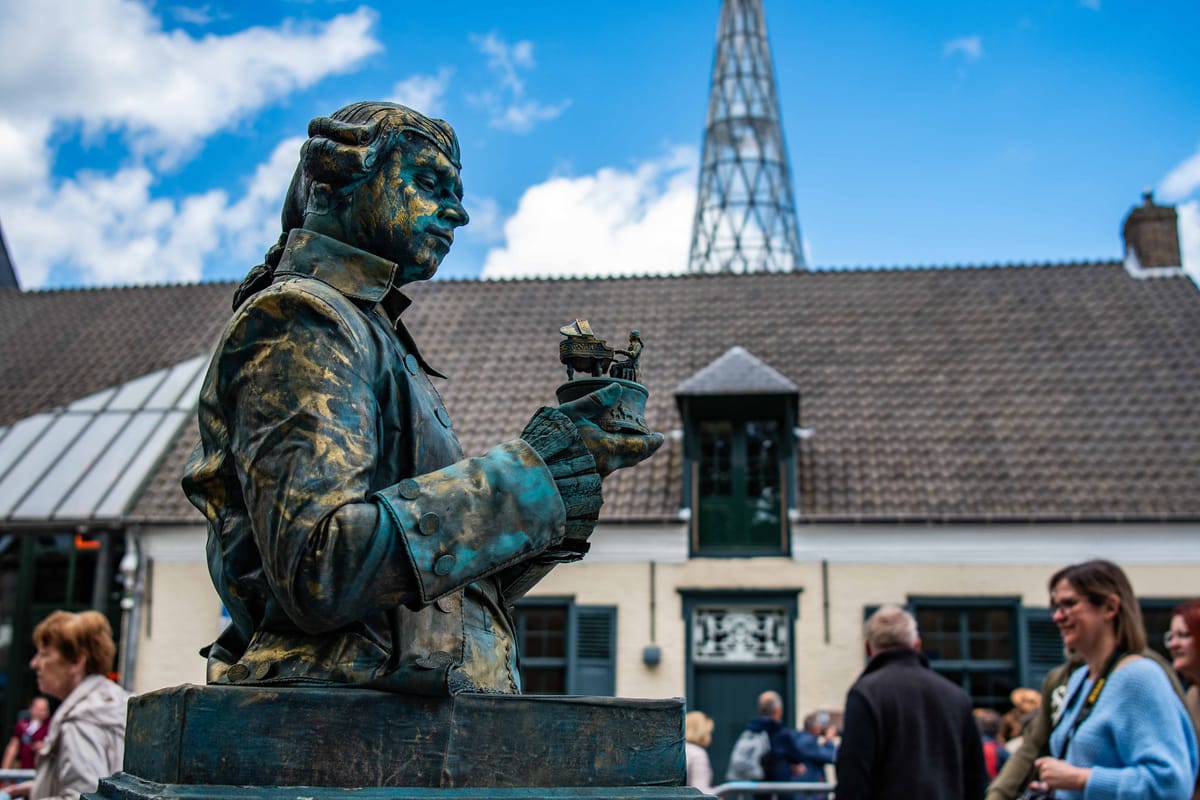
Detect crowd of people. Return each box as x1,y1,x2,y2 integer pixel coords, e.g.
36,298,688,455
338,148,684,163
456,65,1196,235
4,560,1199,799
687,560,1200,800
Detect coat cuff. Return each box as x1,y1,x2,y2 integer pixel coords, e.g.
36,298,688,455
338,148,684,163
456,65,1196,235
373,440,566,605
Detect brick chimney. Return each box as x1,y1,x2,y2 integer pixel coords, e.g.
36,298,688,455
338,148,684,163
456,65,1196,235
1122,190,1182,269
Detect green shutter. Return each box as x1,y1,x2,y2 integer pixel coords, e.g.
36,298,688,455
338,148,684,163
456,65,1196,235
571,606,616,696
1021,607,1063,690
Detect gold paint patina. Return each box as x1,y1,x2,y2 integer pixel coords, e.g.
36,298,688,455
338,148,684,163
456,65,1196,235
183,102,661,696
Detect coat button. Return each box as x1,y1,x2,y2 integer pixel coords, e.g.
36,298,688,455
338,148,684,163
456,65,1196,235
226,663,249,683
419,512,440,536
252,662,273,681
397,479,420,500
435,408,452,428
435,595,455,613
433,554,455,576
404,354,420,375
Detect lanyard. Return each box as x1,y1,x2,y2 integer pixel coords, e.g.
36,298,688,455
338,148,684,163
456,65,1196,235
1052,649,1127,760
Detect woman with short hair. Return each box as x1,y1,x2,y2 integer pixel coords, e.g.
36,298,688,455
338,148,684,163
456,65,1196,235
2,611,129,800
1031,560,1198,799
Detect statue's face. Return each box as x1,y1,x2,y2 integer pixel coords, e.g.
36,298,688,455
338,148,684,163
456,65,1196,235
349,135,468,284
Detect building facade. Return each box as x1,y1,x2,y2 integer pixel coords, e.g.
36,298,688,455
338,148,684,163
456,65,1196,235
2,198,1198,779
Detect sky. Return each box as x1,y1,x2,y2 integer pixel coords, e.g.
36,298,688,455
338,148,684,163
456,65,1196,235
0,0,1198,290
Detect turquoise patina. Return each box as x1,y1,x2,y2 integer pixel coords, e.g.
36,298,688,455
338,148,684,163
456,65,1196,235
181,102,663,696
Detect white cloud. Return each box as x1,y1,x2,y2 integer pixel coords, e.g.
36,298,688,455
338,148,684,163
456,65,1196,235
170,5,228,26
470,32,534,95
943,36,984,62
463,196,505,244
6,135,303,288
467,31,569,133
1178,201,1200,282
388,68,454,118
0,0,380,168
1160,144,1200,202
0,0,381,287
495,98,574,135
481,146,698,279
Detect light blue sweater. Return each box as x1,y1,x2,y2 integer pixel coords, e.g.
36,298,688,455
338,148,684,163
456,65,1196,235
1049,657,1199,800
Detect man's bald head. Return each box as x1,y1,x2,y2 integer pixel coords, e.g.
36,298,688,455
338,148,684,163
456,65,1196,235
757,690,783,719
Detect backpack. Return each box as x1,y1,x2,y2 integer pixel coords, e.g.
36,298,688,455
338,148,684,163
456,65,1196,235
725,728,771,781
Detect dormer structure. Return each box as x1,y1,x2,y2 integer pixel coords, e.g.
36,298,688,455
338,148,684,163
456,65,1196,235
675,346,800,555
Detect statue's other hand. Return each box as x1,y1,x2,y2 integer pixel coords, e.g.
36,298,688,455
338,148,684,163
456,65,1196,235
557,383,664,478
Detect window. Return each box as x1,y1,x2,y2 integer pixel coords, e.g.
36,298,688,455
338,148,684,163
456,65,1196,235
691,405,790,555
512,600,616,696
911,599,1019,710
1140,599,1187,664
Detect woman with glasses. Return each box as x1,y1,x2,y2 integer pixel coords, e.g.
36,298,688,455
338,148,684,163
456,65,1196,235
1027,560,1198,800
1168,599,1200,800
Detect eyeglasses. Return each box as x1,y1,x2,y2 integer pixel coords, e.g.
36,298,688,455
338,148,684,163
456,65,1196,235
1164,630,1193,647
1049,596,1082,614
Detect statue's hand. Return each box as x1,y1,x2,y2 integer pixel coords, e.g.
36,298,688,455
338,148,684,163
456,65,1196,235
557,383,664,478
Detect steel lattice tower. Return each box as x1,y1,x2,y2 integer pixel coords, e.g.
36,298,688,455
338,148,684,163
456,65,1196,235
688,0,804,273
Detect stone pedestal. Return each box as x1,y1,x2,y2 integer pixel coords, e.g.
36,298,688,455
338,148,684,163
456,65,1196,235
87,684,710,800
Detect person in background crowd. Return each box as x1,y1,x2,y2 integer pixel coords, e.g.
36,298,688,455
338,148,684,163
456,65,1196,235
0,611,129,800
794,711,837,798
2,698,50,772
973,708,1009,781
999,688,1040,744
987,642,1188,800
729,690,808,800
1167,598,1200,800
1028,560,1197,800
684,710,715,795
834,604,985,800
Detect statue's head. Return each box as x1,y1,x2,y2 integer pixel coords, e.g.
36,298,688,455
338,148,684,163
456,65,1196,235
287,101,469,284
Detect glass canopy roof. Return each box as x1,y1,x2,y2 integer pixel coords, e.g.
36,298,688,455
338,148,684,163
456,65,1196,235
0,355,207,522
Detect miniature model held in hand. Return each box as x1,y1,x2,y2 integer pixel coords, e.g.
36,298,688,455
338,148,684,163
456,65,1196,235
182,102,664,696
557,320,651,437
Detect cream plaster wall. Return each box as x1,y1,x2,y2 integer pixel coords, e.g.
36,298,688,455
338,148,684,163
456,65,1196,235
526,556,1200,719
134,522,1200,720
134,558,216,693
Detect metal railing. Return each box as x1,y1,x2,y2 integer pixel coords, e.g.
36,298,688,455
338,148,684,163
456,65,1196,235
712,781,836,796
0,769,35,782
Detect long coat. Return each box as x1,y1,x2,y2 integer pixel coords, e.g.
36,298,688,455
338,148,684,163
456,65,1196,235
183,229,577,695
32,674,129,800
834,647,986,800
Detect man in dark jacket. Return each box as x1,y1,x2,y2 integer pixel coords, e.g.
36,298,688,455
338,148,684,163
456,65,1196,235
731,690,809,800
835,604,986,800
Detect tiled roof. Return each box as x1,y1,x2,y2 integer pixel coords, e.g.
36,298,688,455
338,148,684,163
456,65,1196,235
4,260,1200,524
0,282,232,427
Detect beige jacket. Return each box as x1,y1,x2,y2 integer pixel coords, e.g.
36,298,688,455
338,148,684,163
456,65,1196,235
32,675,130,800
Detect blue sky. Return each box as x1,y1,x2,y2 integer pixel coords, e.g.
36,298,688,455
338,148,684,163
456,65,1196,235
1,0,1198,289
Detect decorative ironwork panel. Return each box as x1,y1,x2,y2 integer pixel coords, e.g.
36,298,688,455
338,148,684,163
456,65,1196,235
692,605,790,663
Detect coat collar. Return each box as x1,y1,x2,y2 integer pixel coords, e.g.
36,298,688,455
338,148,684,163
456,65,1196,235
275,228,400,304
862,646,929,676
273,228,445,378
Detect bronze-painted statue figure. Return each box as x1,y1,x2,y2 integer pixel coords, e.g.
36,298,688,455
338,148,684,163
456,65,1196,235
182,102,663,696
610,330,643,383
